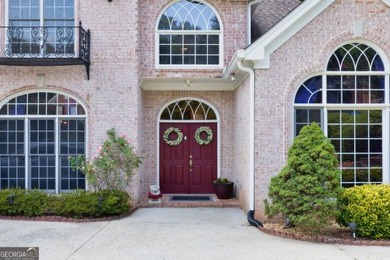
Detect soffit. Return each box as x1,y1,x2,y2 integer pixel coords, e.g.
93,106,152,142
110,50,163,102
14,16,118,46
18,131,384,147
140,78,239,91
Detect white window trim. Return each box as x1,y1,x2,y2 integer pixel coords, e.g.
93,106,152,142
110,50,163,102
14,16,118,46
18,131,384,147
292,41,390,185
154,0,224,69
0,89,88,193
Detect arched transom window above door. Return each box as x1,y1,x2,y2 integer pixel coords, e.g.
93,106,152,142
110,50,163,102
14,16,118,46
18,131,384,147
293,42,389,187
160,99,217,120
156,0,222,68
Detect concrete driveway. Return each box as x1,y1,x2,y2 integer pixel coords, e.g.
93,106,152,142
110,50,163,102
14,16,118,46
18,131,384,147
0,208,389,260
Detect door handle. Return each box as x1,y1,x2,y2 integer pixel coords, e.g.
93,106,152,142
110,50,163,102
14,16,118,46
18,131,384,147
189,159,192,168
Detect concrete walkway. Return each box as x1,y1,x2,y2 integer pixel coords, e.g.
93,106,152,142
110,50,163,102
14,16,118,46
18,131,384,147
0,208,389,260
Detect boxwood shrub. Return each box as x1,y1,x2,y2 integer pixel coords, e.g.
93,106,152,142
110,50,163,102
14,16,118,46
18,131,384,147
338,184,390,239
0,189,130,218
0,189,48,216
57,189,130,218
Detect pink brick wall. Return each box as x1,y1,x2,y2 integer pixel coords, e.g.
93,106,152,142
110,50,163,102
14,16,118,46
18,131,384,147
0,0,142,202
252,0,390,220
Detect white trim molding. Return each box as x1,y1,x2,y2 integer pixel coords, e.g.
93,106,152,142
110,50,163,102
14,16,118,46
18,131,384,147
224,0,335,77
383,0,390,7
140,78,235,91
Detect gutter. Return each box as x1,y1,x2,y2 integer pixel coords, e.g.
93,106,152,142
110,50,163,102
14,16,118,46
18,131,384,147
236,51,263,228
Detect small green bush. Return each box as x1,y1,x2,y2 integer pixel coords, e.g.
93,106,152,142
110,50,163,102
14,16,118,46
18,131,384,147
338,184,390,239
0,189,130,218
55,190,130,218
0,189,48,216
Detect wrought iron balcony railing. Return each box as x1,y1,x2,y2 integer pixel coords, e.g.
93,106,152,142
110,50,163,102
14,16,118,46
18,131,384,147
0,22,91,79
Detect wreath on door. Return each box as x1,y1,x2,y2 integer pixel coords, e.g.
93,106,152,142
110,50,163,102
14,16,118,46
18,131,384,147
194,126,213,145
163,127,183,146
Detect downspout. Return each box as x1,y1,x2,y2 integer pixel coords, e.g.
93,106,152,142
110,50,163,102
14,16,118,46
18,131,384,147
237,58,263,228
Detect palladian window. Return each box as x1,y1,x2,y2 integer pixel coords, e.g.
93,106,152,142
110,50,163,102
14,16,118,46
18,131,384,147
0,91,86,193
157,0,222,67
294,43,387,187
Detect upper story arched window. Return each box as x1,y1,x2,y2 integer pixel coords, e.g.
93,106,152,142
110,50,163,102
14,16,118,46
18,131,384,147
156,0,222,68
293,42,388,187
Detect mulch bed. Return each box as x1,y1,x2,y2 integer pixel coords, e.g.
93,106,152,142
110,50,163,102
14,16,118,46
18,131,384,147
0,206,137,223
260,222,390,246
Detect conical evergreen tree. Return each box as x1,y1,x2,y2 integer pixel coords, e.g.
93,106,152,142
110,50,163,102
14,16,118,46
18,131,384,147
265,123,342,229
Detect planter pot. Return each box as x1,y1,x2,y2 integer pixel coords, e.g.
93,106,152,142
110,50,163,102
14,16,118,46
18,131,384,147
214,182,234,199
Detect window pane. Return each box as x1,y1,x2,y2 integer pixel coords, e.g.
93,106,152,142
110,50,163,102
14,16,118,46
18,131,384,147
160,56,170,64
196,55,207,64
160,35,170,44
172,35,182,44
184,56,194,64
208,56,219,65
197,35,207,44
327,110,382,187
370,169,382,182
327,91,341,103
196,45,207,54
172,56,182,64
172,45,182,54
208,46,219,55
184,35,194,44
208,35,219,44
157,1,221,66
160,45,170,55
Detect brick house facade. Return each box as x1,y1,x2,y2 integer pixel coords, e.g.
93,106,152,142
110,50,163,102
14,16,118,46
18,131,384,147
1,0,389,221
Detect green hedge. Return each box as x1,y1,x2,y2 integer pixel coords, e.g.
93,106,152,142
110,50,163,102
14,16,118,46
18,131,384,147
0,189,130,218
338,184,390,239
0,189,48,216
57,190,130,218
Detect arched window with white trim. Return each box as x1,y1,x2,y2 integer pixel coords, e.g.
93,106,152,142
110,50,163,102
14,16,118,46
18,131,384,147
0,91,86,192
294,42,388,187
160,99,217,120
156,0,222,67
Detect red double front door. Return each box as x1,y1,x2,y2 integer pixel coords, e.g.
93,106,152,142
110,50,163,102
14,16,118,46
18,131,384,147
160,123,217,194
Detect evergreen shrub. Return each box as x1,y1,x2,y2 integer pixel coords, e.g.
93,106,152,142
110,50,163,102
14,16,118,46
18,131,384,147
0,189,48,216
0,189,130,218
265,123,342,229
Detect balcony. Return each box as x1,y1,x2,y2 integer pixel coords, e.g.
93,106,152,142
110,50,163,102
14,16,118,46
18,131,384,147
0,22,90,79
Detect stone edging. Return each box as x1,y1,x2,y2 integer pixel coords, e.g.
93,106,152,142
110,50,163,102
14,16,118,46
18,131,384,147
260,226,390,246
0,206,138,223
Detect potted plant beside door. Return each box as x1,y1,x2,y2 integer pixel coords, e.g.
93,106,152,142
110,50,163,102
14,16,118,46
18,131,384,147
213,178,234,199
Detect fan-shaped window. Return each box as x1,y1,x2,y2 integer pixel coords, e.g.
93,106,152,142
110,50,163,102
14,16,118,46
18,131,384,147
160,99,217,120
294,76,322,104
0,92,85,116
327,43,384,71
157,0,222,66
0,91,86,193
293,42,388,187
